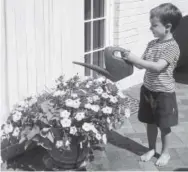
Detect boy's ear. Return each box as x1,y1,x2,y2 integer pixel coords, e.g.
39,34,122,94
165,23,172,31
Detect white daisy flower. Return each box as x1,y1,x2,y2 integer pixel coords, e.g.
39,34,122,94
86,84,90,88
102,107,112,114
70,126,77,135
125,108,131,118
117,91,126,98
4,123,13,134
107,117,111,123
96,77,105,83
56,140,63,148
60,110,70,118
60,118,72,128
75,112,85,121
65,140,70,146
96,133,102,140
12,127,20,137
88,81,93,85
93,95,100,102
87,97,93,103
12,111,22,122
110,96,118,103
71,93,78,98
102,93,109,99
53,90,65,97
90,126,98,134
90,105,100,112
84,103,92,109
73,99,81,108
65,99,74,107
82,123,93,132
95,87,103,95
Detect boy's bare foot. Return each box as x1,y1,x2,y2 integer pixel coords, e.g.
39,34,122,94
140,149,155,162
155,153,170,166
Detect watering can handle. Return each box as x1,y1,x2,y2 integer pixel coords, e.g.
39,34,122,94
107,46,129,59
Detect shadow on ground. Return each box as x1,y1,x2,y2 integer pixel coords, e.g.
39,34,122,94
107,130,160,158
174,168,188,171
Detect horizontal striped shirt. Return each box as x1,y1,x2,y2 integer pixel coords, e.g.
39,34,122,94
143,38,180,92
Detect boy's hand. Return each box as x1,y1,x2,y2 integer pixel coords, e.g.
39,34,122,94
121,49,130,60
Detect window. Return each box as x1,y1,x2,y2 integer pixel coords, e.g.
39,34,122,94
84,0,106,77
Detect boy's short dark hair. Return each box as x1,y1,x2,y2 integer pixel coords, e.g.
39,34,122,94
150,3,182,32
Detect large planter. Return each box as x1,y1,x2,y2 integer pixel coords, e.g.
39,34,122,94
1,141,36,161
43,138,89,170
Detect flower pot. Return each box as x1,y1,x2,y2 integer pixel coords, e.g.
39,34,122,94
42,136,89,171
1,140,36,161
43,142,89,170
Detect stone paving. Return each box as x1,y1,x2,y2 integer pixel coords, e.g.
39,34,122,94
88,82,188,171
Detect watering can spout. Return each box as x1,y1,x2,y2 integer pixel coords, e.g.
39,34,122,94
73,46,133,82
72,61,114,80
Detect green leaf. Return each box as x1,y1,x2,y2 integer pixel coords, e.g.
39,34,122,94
19,136,26,144
24,140,33,150
40,100,51,113
40,117,49,125
46,112,53,121
1,138,10,149
32,135,41,142
51,127,62,138
47,132,54,143
39,137,52,150
27,125,40,140
20,126,31,137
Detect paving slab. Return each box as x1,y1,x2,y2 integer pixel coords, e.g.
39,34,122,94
139,161,159,171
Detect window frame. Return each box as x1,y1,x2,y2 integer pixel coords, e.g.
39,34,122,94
84,0,114,76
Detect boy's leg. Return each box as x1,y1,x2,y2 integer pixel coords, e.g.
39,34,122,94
156,127,171,166
141,123,158,161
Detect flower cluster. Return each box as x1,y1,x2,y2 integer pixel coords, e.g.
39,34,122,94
1,75,131,158
1,95,39,149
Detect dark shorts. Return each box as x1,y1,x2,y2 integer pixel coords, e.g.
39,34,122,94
138,85,178,128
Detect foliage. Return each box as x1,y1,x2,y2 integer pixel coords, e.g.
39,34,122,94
0,75,131,162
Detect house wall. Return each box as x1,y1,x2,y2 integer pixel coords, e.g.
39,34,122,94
1,0,84,123
114,0,188,90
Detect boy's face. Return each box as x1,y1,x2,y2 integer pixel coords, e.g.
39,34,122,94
150,17,167,39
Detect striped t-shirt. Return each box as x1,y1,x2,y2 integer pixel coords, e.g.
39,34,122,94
143,38,180,92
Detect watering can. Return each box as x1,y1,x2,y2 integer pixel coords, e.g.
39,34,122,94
73,46,133,82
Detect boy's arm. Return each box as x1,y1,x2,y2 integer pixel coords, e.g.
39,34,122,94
126,52,168,72
133,60,144,69
122,51,144,69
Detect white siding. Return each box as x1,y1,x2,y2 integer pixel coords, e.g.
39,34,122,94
1,0,84,120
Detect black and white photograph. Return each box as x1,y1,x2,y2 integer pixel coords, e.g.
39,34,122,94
1,0,188,171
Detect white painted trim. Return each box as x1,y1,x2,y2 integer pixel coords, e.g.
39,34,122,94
85,17,106,23
84,47,105,55
106,0,114,46
1,0,9,124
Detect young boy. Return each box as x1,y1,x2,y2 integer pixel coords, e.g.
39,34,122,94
123,3,182,166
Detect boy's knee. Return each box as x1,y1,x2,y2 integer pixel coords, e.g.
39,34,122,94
160,127,171,135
